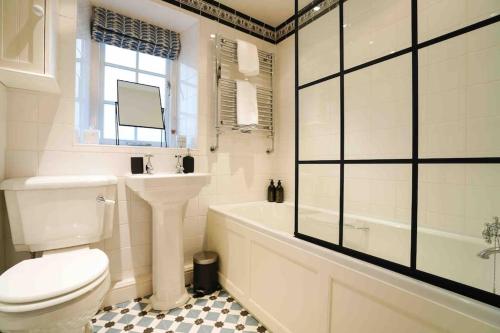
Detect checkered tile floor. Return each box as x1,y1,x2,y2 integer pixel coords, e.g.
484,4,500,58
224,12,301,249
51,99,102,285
92,288,269,333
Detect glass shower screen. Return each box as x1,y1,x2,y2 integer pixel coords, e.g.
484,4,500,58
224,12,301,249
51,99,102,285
295,0,500,306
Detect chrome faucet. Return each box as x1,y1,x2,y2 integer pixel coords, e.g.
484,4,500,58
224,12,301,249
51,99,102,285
145,154,154,174
477,247,500,259
478,216,500,293
479,216,500,259
175,154,184,174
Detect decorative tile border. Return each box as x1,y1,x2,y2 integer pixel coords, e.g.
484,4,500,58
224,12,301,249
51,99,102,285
161,0,340,44
161,0,276,43
276,0,341,43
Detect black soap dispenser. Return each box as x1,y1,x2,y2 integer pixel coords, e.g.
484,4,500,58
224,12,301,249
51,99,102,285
267,179,276,202
183,148,194,173
275,180,284,203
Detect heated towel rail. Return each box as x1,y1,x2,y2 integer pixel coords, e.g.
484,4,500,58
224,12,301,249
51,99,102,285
210,35,275,154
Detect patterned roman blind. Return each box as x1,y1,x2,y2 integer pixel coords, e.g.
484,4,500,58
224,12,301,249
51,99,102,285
91,7,181,60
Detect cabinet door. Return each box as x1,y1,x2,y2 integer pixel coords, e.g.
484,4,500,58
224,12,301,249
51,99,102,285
0,0,45,74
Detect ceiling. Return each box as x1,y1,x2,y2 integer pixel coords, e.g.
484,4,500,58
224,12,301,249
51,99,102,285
217,0,311,27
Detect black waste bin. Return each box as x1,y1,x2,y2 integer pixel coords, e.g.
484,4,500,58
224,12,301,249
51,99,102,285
193,251,219,295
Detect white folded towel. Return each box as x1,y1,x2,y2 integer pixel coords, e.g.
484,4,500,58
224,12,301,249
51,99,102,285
236,80,258,126
236,39,260,76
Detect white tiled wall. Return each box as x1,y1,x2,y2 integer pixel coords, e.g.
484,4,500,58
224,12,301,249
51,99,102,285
419,23,500,157
344,164,412,224
299,164,340,211
298,9,339,85
177,23,199,148
0,0,278,302
274,36,295,202
417,164,500,292
0,83,6,273
344,0,411,69
284,5,500,287
0,83,6,180
2,0,497,303
299,78,340,160
345,54,412,159
418,0,500,42
418,164,500,237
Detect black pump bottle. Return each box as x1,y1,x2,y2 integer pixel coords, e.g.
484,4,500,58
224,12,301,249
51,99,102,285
267,180,276,202
275,180,284,203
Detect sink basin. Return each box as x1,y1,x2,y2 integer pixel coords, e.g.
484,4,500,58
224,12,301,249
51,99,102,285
126,173,210,204
125,173,210,310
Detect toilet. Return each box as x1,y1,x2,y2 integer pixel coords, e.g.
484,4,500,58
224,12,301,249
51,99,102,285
0,175,117,333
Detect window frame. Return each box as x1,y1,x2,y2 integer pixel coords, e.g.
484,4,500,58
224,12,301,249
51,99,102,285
98,44,173,147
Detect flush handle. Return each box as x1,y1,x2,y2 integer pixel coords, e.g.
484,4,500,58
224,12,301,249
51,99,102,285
96,195,116,239
32,4,45,17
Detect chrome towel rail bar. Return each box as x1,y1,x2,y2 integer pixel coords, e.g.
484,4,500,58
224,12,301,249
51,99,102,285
210,35,275,154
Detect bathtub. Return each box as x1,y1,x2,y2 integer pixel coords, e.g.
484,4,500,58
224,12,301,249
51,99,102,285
207,201,500,333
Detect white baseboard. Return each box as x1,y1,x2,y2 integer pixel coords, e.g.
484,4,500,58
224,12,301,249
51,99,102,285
103,265,194,306
103,273,152,307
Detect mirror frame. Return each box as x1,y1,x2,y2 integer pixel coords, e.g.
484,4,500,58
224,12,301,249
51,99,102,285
116,79,165,130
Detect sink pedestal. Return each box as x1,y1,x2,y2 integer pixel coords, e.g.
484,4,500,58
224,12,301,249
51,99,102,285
149,202,189,310
125,173,210,311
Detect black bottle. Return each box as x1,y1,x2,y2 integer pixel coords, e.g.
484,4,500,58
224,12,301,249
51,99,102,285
275,180,284,203
267,180,276,202
183,148,194,173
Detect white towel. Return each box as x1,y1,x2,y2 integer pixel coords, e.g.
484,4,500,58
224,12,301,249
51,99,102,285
236,39,260,76
236,80,258,126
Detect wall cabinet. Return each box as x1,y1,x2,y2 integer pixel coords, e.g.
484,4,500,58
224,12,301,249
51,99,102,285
0,0,59,92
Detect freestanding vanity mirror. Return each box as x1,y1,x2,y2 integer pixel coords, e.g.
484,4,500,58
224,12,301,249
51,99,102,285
115,80,167,145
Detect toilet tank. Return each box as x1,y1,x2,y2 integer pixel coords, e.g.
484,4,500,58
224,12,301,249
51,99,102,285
0,175,117,252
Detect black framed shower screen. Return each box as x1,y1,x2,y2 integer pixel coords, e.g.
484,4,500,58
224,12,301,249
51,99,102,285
294,0,500,307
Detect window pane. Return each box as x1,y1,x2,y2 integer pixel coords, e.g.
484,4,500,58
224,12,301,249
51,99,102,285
74,102,80,131
419,24,500,158
299,8,339,85
344,164,412,266
139,52,166,74
138,73,166,107
104,66,136,102
418,164,500,293
418,0,500,42
344,54,412,159
103,104,116,139
299,78,340,160
178,110,197,148
75,61,81,99
105,44,136,68
76,38,82,59
298,164,340,244
103,104,135,140
344,0,411,69
137,128,163,142
119,125,135,141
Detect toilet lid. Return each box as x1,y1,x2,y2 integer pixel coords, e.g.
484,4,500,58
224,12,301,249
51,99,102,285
0,249,108,304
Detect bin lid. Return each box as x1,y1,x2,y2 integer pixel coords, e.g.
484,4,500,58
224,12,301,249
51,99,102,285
194,251,218,265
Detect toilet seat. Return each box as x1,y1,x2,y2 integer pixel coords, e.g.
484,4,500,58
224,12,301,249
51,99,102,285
0,249,109,313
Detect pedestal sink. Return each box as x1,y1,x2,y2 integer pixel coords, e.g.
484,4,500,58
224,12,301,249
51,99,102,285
125,173,210,310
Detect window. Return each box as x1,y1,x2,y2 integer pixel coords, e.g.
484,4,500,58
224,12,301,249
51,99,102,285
76,1,199,149
99,44,172,146
75,38,83,132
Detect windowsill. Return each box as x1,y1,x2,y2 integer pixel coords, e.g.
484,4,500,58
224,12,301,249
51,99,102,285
72,143,200,155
